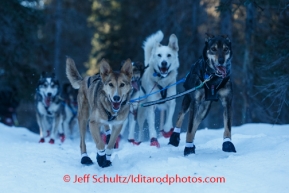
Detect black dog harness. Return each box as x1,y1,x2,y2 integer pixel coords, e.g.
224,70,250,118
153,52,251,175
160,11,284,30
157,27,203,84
203,74,230,101
104,109,117,122
87,73,101,89
139,69,170,103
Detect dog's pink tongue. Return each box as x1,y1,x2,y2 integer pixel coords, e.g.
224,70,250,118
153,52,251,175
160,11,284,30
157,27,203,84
132,81,139,91
160,67,168,73
217,66,227,78
45,97,52,107
112,102,121,110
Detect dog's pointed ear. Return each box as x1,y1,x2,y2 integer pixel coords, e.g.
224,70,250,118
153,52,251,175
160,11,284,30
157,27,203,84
222,35,231,42
226,36,231,45
168,34,179,51
121,59,133,79
99,59,112,78
205,33,214,42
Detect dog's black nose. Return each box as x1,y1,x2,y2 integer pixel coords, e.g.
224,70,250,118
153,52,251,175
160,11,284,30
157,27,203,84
113,96,120,102
161,61,167,67
218,57,225,65
47,93,52,97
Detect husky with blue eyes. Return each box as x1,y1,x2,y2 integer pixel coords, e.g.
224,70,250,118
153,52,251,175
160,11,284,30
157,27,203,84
35,72,65,144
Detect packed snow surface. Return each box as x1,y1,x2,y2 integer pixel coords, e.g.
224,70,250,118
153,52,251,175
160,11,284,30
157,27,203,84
0,123,288,193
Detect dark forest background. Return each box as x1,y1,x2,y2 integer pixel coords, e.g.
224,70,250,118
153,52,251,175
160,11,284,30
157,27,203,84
0,0,288,133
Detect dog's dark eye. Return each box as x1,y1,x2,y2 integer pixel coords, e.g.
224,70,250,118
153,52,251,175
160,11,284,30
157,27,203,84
157,54,161,57
211,47,217,52
224,47,229,52
167,54,171,57
109,83,114,87
120,83,125,87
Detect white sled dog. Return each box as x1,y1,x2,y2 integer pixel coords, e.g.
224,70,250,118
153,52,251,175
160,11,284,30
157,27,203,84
137,30,180,147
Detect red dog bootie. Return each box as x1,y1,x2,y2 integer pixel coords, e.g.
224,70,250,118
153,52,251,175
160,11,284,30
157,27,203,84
160,128,174,138
59,133,65,143
48,138,55,144
150,138,160,148
39,138,45,143
128,139,141,145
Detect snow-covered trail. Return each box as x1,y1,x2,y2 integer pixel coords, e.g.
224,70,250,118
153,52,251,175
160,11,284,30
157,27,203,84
0,123,288,193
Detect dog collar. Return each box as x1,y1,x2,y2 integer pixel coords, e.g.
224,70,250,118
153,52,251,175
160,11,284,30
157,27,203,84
153,69,171,78
104,108,117,122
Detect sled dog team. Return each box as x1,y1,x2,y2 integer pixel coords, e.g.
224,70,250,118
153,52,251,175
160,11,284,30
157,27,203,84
36,30,236,168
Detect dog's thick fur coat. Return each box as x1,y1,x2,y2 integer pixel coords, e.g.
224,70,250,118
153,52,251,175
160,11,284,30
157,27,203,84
66,57,133,167
137,30,179,147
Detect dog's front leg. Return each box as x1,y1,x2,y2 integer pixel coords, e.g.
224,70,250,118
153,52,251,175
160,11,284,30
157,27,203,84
89,120,111,168
36,113,46,142
220,94,236,153
106,124,122,159
184,100,211,156
162,99,176,136
136,105,146,143
168,94,192,147
89,120,105,150
49,113,61,144
147,105,157,138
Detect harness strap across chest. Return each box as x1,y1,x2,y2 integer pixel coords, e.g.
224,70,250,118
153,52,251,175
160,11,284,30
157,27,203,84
104,109,117,122
203,74,230,101
87,74,101,89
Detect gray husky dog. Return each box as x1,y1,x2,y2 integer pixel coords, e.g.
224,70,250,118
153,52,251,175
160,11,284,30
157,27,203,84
168,34,236,156
35,73,65,144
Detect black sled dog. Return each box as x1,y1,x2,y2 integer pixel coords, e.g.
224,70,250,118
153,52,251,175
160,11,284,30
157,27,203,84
169,34,237,156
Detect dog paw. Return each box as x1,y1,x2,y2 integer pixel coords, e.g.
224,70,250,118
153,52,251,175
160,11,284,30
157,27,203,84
128,139,141,145
59,133,65,143
97,154,112,168
222,141,236,153
184,146,195,156
39,138,45,143
81,156,93,165
48,138,55,144
160,128,174,138
168,132,180,147
150,138,160,148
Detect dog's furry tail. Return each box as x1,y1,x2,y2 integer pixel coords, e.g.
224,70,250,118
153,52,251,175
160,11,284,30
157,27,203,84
143,30,164,67
66,57,83,89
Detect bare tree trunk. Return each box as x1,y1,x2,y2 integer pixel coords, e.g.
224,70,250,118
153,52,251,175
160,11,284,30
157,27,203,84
242,2,255,123
220,0,232,37
191,0,200,60
54,0,62,82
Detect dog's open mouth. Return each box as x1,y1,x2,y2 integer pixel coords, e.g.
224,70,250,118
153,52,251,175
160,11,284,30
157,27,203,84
215,66,227,78
109,96,123,112
112,102,121,111
158,66,170,75
45,96,52,107
131,80,140,91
